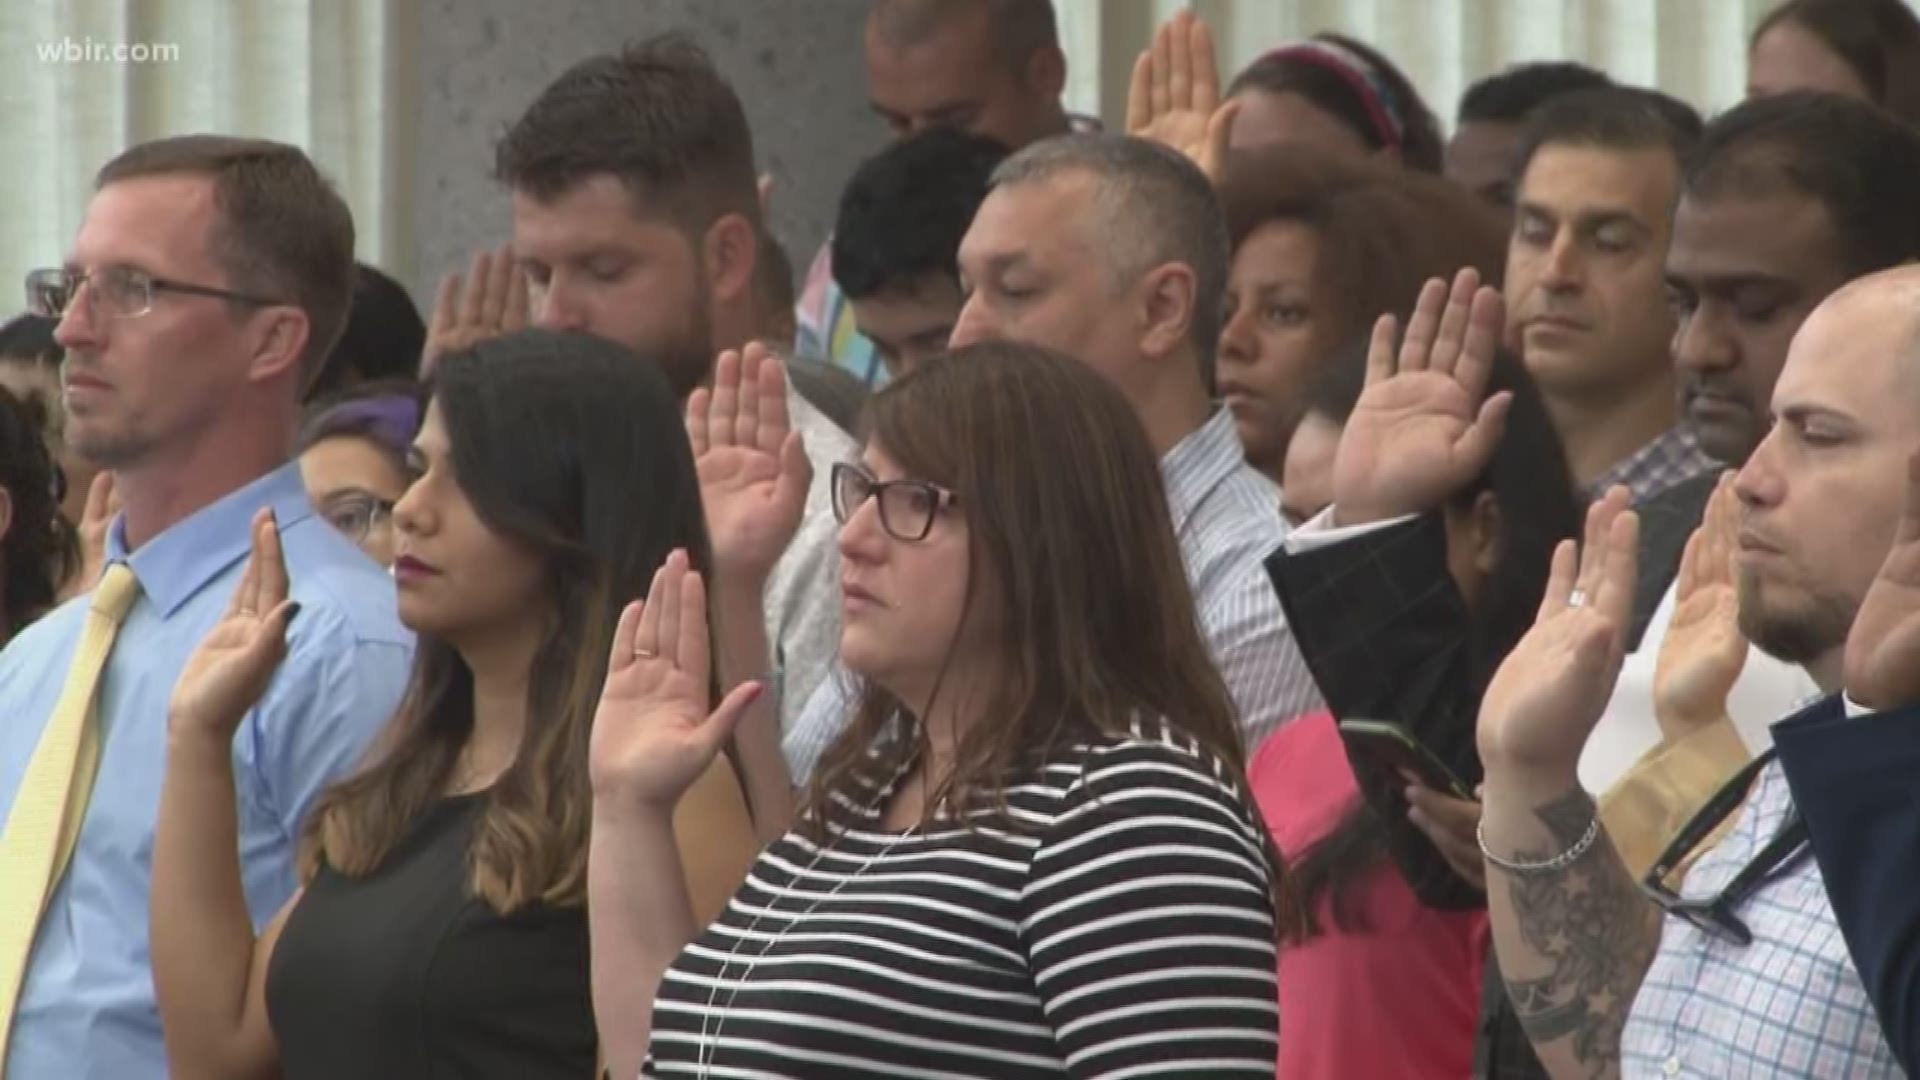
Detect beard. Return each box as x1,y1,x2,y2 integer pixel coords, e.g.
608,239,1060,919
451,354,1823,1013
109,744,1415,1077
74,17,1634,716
1736,568,1856,665
638,275,716,401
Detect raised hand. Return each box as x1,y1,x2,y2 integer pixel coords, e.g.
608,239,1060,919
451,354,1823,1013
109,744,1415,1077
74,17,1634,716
686,343,812,585
1331,269,1513,526
1845,450,1920,710
168,509,299,740
1653,473,1745,739
1126,9,1240,182
59,470,119,603
1478,487,1639,775
420,245,530,378
588,550,765,810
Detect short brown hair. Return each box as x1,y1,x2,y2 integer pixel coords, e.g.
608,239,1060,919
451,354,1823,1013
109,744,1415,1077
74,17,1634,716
1217,146,1508,360
494,33,760,236
96,135,355,386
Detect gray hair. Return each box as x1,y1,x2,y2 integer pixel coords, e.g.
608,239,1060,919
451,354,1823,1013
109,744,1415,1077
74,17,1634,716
989,132,1230,379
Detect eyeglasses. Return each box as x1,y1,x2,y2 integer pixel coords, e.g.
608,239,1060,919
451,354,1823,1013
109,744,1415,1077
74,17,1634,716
830,462,959,542
316,491,396,544
25,266,287,321
1640,748,1810,946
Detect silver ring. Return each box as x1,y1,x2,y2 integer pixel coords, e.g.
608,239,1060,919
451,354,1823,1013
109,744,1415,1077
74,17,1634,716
633,646,657,659
1567,588,1587,609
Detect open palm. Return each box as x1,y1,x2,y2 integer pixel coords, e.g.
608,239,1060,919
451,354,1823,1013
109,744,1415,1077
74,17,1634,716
688,343,811,583
169,509,297,740
1126,10,1240,181
1479,489,1639,774
589,550,764,809
1654,473,1745,738
1333,269,1513,525
1846,451,1920,710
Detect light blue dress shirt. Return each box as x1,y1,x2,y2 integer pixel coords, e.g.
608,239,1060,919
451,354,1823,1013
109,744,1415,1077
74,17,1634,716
0,462,413,1080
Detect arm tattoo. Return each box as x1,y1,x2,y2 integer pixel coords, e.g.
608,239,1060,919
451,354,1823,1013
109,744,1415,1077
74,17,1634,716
1502,788,1660,1080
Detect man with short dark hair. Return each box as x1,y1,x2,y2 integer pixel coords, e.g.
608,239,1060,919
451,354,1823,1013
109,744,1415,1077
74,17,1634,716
1449,62,1613,214
0,135,410,1079
304,263,427,401
1584,89,1920,799
783,133,1322,780
797,0,1084,382
1505,87,1714,507
495,34,856,734
829,127,1009,382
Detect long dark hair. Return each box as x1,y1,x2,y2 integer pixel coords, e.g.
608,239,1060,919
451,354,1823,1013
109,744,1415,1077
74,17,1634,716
1286,342,1580,936
0,385,77,640
301,329,714,912
799,341,1299,930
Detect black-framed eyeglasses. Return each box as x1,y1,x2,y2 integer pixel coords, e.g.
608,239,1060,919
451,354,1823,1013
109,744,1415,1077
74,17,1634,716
1640,747,1810,946
316,491,396,544
25,266,288,321
830,462,959,543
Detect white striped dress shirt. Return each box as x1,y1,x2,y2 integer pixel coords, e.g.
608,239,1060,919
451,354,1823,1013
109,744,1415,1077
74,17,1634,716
779,409,1323,781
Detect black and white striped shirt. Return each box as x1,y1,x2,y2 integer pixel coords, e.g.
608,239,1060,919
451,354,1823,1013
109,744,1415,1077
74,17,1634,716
645,721,1281,1078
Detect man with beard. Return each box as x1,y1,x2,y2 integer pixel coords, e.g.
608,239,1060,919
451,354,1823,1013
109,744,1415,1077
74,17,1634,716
1474,265,1920,1078
484,34,856,734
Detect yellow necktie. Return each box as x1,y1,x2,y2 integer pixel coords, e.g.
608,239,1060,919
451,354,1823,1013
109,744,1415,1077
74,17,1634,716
0,563,141,1061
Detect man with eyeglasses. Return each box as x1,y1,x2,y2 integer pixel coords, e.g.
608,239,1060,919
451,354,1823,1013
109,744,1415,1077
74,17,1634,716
0,136,410,1079
1475,267,1920,1078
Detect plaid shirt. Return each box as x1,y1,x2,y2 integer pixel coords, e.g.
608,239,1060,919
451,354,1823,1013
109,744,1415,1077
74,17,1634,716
1623,758,1899,1077
1588,424,1720,505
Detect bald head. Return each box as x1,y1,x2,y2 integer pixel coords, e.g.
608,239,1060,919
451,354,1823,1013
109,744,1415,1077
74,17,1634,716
864,0,1068,148
1734,263,1920,682
868,0,1057,58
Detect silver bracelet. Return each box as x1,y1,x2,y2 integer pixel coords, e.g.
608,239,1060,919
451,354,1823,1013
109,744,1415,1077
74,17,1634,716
1478,814,1601,876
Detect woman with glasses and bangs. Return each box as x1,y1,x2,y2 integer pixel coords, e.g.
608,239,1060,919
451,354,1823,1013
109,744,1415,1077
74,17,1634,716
587,340,1288,1080
296,378,423,568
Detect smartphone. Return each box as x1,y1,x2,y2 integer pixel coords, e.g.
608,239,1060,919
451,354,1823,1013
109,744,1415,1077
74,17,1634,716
1336,718,1472,800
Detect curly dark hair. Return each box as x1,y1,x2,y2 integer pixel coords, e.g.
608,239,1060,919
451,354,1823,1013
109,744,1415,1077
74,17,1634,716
0,385,78,639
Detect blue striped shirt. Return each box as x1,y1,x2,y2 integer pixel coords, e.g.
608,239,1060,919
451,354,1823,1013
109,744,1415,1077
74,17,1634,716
780,409,1322,780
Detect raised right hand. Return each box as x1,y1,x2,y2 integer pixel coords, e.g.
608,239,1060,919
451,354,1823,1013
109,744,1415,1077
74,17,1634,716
1478,488,1638,776
1125,9,1240,182
168,509,298,741
420,246,529,378
1330,269,1513,526
1653,473,1745,740
589,550,765,812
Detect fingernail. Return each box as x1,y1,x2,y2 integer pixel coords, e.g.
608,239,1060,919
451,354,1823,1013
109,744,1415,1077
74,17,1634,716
286,601,302,624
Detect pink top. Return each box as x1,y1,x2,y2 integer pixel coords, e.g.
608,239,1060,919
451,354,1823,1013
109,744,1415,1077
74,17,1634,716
1252,710,1487,1080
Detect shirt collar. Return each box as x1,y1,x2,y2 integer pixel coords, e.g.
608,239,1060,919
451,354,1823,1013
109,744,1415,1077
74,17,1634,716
105,462,319,618
1162,409,1245,535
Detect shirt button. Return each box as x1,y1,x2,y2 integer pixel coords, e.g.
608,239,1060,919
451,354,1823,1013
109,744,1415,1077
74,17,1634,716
1664,1055,1682,1077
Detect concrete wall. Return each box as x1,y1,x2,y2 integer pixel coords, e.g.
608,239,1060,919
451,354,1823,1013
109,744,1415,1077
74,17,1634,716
406,0,880,306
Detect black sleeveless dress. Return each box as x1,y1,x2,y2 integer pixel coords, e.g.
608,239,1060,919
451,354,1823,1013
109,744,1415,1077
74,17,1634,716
265,793,597,1078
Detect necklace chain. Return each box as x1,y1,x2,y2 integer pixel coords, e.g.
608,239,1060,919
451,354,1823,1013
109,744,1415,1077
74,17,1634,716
693,811,922,1078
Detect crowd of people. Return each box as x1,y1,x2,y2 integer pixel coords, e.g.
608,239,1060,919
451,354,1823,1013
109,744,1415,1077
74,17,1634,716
3,0,1920,1076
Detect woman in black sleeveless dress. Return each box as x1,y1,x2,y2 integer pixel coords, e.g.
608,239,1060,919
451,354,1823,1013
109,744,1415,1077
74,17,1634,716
149,331,789,1078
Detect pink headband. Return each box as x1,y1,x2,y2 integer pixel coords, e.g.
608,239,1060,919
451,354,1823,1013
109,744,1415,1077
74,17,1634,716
1258,38,1406,153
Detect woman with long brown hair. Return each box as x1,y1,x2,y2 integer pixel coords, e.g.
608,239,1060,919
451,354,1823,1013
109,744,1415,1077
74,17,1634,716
147,329,787,1078
589,341,1288,1079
